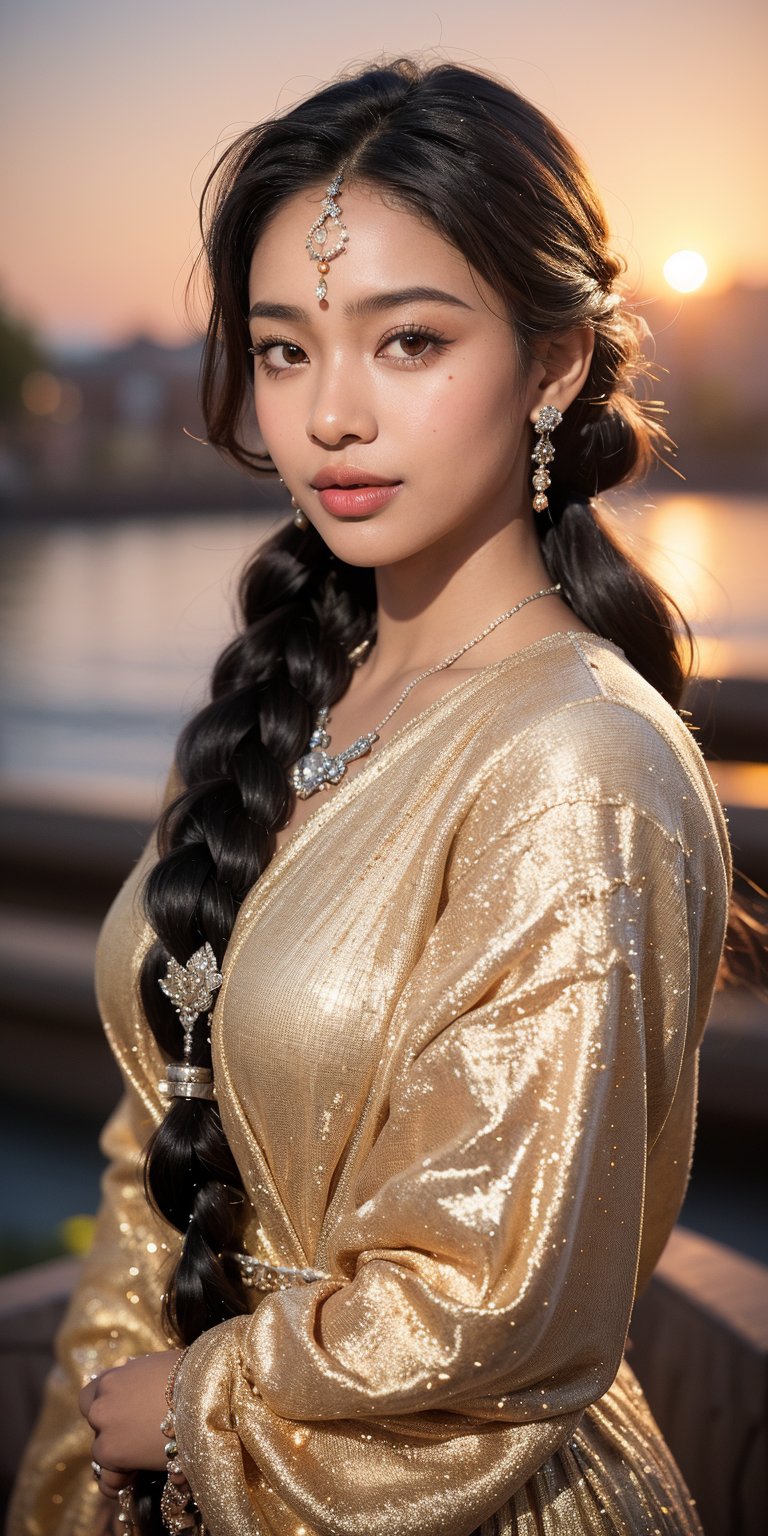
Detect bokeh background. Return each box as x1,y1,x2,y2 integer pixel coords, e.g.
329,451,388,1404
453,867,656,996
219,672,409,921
0,0,766,1475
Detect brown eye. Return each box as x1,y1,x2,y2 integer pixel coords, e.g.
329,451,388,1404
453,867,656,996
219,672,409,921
379,327,448,366
249,338,308,374
398,332,429,357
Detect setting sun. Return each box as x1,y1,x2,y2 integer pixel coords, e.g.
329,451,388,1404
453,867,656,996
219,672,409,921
663,250,709,293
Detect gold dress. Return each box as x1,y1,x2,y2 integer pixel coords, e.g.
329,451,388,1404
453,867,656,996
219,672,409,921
9,631,732,1536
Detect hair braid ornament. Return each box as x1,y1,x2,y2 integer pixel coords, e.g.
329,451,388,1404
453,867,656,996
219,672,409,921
157,943,222,1101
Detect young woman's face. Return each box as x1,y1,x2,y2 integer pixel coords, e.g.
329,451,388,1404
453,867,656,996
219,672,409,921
247,181,542,568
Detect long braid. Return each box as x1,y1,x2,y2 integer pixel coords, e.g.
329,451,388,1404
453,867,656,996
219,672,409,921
131,527,374,1531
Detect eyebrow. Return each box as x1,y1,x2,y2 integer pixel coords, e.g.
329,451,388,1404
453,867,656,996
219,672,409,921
247,286,474,323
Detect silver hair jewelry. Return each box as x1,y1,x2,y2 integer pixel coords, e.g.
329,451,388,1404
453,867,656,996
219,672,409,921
531,405,563,517
157,942,222,1101
289,585,561,799
306,170,349,302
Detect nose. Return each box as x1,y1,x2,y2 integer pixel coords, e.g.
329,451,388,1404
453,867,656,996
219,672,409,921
305,357,377,448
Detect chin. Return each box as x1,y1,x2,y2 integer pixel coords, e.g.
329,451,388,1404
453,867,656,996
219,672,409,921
318,520,442,570
312,514,399,560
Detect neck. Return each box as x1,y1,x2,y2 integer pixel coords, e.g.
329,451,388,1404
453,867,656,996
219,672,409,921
366,509,559,683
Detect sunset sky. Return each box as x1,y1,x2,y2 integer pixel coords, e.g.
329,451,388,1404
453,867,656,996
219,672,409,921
2,0,766,346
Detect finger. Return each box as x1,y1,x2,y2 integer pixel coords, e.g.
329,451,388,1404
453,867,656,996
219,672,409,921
78,1378,98,1416
98,1468,131,1501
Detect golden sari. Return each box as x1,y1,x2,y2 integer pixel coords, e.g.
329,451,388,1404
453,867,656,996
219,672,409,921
9,631,731,1535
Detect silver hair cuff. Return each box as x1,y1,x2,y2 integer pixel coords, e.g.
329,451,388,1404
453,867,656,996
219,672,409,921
158,1063,217,1101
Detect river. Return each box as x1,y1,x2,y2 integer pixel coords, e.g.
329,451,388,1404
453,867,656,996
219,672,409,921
1,491,766,814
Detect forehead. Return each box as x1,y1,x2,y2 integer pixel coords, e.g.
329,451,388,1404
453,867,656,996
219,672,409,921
247,181,485,310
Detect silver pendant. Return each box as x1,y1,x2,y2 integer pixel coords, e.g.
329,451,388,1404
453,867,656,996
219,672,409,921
289,707,379,799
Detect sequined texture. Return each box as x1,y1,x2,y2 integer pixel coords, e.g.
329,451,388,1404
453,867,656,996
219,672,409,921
9,632,731,1535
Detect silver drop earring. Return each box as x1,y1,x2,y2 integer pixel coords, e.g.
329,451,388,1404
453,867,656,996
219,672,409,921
531,405,563,518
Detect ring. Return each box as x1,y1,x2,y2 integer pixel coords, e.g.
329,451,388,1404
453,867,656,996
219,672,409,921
90,1459,102,1482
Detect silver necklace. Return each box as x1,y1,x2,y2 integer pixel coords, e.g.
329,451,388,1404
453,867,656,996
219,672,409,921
288,583,562,799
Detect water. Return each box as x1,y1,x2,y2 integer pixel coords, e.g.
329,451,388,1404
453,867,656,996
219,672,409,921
1,491,766,814
0,510,267,810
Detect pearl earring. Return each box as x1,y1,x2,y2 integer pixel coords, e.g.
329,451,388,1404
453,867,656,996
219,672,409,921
279,476,309,530
291,495,309,531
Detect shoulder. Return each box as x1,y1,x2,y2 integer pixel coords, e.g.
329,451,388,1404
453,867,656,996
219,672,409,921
458,631,731,877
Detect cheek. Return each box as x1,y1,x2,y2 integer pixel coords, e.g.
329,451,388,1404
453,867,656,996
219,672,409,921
394,368,522,464
252,380,297,450
380,372,464,442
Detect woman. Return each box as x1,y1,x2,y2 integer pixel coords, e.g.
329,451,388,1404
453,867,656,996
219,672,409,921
10,58,732,1536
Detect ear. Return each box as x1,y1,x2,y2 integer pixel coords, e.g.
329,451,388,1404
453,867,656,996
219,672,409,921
526,326,595,423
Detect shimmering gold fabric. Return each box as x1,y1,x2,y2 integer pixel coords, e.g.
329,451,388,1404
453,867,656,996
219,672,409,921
9,632,731,1536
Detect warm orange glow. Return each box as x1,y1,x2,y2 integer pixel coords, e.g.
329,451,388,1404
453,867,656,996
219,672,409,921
704,762,768,811
2,7,765,344
21,371,83,422
663,250,708,293
607,493,768,679
22,371,63,416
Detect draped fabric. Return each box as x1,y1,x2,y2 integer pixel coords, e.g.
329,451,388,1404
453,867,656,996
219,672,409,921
9,631,731,1535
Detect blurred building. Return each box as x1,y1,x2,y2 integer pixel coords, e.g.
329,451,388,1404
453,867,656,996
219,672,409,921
3,335,257,515
1,283,767,520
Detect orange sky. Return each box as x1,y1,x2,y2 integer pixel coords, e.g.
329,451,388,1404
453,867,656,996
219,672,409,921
2,0,767,345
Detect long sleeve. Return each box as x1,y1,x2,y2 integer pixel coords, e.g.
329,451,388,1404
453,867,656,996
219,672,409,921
173,774,712,1536
7,1084,180,1536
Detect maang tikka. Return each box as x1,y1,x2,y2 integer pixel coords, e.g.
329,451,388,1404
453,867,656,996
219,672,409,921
157,943,222,1102
306,170,349,302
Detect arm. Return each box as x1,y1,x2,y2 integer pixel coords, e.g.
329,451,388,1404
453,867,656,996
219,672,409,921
7,1084,180,1536
173,794,696,1536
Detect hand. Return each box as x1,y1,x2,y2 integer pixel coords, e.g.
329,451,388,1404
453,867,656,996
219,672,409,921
94,1466,132,1503
79,1350,184,1475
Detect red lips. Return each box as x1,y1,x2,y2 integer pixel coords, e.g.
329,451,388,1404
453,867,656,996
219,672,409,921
311,465,400,490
